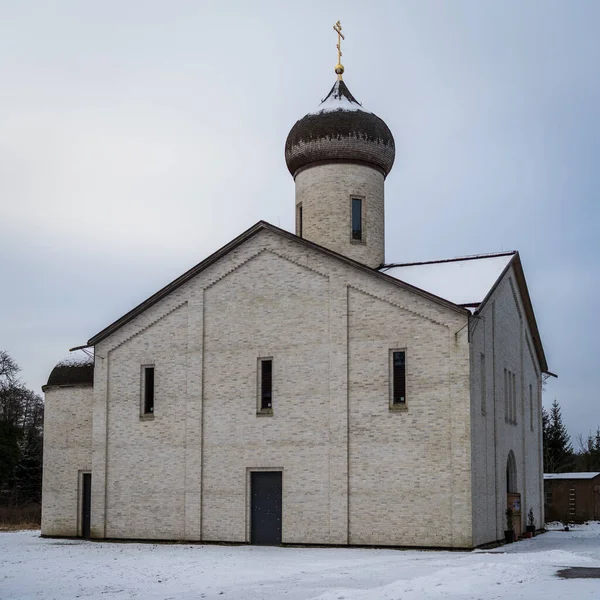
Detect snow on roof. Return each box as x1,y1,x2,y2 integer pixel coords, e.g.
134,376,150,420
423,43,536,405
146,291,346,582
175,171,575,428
380,252,515,307
544,472,600,480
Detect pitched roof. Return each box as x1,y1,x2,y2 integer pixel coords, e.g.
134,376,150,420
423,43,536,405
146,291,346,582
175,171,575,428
84,221,549,374
500,252,549,373
380,252,516,308
87,221,467,346
380,251,549,373
544,472,600,480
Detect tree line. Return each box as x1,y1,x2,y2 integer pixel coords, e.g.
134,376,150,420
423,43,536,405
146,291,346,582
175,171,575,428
0,350,44,507
543,398,600,473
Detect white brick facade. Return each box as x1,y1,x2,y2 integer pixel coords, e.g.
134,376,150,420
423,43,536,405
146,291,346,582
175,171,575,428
41,385,93,537
295,163,385,268
469,268,544,545
42,225,544,548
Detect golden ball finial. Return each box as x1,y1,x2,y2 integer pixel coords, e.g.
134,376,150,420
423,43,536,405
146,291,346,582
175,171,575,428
335,64,345,76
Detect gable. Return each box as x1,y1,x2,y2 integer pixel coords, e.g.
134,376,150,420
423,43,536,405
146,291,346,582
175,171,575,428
204,249,330,348
87,221,468,347
479,254,549,374
382,251,549,374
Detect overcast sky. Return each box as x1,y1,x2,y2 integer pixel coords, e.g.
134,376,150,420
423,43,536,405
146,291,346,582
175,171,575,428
1,1,598,442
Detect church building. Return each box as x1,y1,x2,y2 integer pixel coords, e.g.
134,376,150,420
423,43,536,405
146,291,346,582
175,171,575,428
42,32,550,548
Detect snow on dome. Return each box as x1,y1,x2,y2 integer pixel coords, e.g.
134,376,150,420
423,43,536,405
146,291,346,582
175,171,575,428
381,252,515,308
55,350,94,368
285,79,395,178
308,80,364,115
46,350,94,388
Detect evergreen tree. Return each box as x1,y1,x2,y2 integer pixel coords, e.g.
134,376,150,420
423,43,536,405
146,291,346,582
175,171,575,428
576,427,600,472
542,405,550,471
543,399,574,473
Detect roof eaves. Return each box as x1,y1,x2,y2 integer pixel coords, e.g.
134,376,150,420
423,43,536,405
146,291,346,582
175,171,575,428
475,252,549,374
88,221,469,347
88,221,269,346
381,250,517,270
511,253,549,374
472,255,515,317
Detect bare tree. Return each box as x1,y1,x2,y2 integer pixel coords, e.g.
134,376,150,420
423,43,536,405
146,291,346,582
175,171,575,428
0,349,19,389
0,350,44,505
576,428,600,472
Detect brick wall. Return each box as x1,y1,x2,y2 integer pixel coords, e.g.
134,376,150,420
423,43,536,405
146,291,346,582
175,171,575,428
470,266,544,545
295,163,385,268
47,228,483,547
348,287,472,547
41,385,93,536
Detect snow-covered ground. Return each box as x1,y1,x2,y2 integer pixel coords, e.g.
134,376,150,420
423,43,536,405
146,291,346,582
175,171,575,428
2,524,600,599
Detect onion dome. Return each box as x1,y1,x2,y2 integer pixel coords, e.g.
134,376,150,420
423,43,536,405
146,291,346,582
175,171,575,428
285,79,395,178
45,355,94,388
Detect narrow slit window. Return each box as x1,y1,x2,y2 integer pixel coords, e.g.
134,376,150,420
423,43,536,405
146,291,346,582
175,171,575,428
392,351,406,405
504,369,508,422
480,353,486,416
143,366,154,415
529,383,534,431
512,372,517,424
297,204,303,237
508,370,513,423
260,359,272,411
351,198,362,241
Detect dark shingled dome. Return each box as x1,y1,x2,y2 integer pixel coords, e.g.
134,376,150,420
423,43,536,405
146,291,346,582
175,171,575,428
285,80,395,178
46,357,94,387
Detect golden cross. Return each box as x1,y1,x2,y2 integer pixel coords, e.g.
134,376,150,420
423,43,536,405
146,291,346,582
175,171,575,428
333,20,345,80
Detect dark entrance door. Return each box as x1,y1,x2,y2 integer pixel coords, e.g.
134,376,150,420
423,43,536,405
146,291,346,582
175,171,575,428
81,473,91,539
251,471,282,545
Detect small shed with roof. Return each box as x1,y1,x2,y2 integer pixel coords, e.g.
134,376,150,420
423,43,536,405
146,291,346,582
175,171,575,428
544,472,600,522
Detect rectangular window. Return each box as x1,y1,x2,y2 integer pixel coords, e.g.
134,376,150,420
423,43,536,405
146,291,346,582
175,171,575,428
259,358,273,412
512,372,517,424
351,198,362,241
480,353,486,416
391,350,406,406
504,368,508,422
504,368,518,425
529,383,534,432
545,490,553,506
142,366,155,415
297,204,303,237
509,371,512,423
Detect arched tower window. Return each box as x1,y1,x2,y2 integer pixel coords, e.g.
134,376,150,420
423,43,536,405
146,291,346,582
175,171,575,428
506,450,517,493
